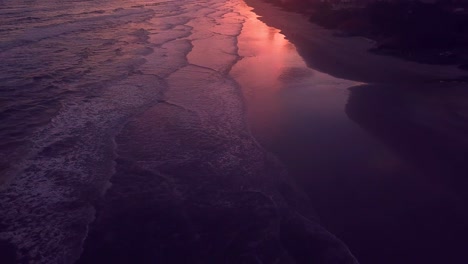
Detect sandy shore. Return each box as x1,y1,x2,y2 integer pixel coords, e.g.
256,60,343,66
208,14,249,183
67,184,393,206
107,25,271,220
240,1,468,263
244,0,468,84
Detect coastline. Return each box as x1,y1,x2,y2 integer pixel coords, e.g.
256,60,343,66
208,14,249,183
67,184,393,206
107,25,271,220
1,0,467,262
243,0,468,84
78,1,360,263
240,1,468,263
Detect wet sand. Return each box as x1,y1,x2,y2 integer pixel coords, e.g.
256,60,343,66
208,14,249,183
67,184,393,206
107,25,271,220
2,0,467,262
268,82,468,264
241,0,468,263
244,0,468,84
78,1,358,263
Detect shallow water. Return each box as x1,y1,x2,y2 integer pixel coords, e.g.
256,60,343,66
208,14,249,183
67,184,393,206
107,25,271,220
1,0,172,261
1,0,467,263
235,3,468,264
0,0,355,262
231,2,468,264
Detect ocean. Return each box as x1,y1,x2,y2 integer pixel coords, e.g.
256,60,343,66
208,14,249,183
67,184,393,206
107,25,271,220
0,0,357,262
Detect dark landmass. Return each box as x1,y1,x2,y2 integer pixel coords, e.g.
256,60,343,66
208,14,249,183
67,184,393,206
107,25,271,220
245,0,467,83
262,0,468,68
242,1,468,263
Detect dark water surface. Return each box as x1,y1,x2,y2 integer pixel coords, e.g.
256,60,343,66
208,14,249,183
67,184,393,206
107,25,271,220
1,0,468,263
1,0,356,263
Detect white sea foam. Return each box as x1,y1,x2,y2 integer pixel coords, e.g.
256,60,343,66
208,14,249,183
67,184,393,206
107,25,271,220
23,9,154,41
0,0,357,263
0,0,250,261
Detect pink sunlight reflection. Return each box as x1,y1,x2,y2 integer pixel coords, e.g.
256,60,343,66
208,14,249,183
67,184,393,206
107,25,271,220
230,3,303,144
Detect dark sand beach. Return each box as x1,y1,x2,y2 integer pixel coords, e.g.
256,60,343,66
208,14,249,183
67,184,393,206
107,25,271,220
1,0,468,263
242,0,468,263
245,0,468,84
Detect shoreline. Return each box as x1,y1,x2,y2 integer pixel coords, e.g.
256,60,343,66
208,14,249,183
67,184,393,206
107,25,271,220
241,1,468,264
77,1,360,263
243,0,468,84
